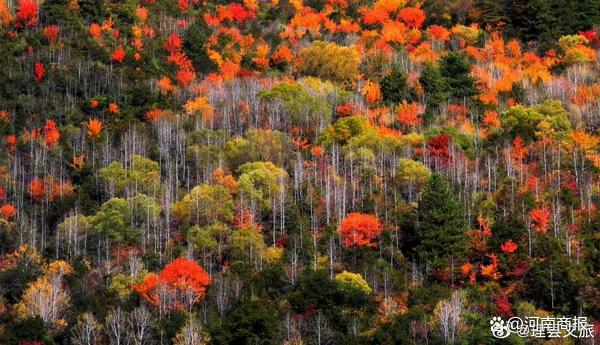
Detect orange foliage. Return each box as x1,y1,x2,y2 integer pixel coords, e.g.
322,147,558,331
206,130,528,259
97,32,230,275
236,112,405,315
338,213,382,248
409,42,437,62
0,0,11,25
362,81,382,104
310,145,325,157
89,23,102,38
480,253,501,280
272,45,294,64
69,154,85,170
220,60,240,80
511,136,527,163
136,7,149,23
0,204,16,220
28,178,46,201
86,118,103,139
157,76,176,94
145,108,163,122
361,7,389,25
6,134,16,152
381,21,408,44
482,110,500,127
530,207,550,234
427,25,450,41
397,7,425,29
213,168,237,194
395,100,423,127
108,102,120,114
43,120,60,147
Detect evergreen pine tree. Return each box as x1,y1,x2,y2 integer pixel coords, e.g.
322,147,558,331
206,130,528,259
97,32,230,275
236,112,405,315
439,52,479,100
416,174,467,264
380,65,408,104
420,63,446,110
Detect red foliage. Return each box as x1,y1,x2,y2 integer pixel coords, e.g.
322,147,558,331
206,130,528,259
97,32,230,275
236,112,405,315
163,33,183,54
112,45,126,64
178,0,190,13
337,103,356,117
530,207,550,233
505,260,530,279
217,3,255,23
427,134,451,166
429,268,450,282
133,257,211,311
493,295,513,317
16,0,38,28
0,187,5,202
43,25,60,45
33,62,45,82
500,240,518,254
338,212,382,248
6,135,17,152
579,29,599,47
446,104,469,118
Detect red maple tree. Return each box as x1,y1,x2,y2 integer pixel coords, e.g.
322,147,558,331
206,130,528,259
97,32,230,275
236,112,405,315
338,213,382,248
16,0,38,28
133,257,211,312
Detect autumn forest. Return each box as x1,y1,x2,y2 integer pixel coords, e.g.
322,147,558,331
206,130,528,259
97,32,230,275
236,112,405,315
0,0,599,344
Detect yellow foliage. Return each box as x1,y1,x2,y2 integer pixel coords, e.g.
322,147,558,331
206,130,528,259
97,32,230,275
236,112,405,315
400,132,425,146
46,260,74,277
184,96,214,121
264,246,284,264
17,276,71,330
298,41,360,85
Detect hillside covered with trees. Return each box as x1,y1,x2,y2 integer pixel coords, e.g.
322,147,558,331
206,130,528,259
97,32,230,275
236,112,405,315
0,0,599,344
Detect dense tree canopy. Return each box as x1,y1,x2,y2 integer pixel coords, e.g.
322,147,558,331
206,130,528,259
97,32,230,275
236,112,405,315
0,0,599,344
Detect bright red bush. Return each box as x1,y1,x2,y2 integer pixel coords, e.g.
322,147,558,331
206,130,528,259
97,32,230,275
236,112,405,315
338,213,382,248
